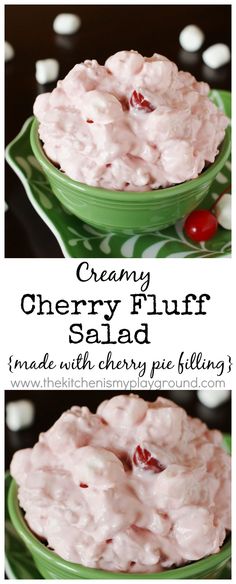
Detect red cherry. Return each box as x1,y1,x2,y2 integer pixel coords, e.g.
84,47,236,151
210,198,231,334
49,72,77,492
80,483,88,488
184,209,218,242
130,90,155,113
133,445,166,473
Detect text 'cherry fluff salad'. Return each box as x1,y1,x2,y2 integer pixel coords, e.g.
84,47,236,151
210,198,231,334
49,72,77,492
11,395,230,573
33,50,228,191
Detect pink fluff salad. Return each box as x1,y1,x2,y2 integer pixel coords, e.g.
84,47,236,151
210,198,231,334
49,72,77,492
33,50,228,192
10,395,230,573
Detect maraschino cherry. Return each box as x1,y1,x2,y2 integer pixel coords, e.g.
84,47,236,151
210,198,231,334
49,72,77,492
184,209,218,242
184,186,231,242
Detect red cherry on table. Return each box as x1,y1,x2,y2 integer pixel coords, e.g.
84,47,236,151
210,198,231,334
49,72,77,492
184,209,218,242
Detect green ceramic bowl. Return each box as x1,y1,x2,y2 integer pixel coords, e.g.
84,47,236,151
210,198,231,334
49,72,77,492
8,478,231,579
30,119,231,233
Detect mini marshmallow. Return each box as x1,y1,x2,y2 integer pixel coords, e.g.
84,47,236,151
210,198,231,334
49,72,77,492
179,25,205,52
53,13,81,35
5,41,14,62
197,390,230,409
35,59,59,84
69,446,125,489
215,193,231,230
202,44,230,69
6,400,35,431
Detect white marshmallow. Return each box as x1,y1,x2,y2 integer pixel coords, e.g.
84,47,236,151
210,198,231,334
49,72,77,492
35,59,59,84
215,193,231,230
53,13,81,35
80,90,123,124
197,390,230,409
69,446,125,489
202,44,230,69
5,41,15,62
179,25,205,52
6,400,35,431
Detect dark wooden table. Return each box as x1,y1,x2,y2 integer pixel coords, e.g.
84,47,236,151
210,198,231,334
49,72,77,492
5,389,231,469
5,4,231,257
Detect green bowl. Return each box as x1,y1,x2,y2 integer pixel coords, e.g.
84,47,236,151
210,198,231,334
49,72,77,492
8,450,231,580
30,119,231,233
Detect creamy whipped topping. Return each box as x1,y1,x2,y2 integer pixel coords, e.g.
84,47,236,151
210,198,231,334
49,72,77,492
33,50,228,192
10,395,231,573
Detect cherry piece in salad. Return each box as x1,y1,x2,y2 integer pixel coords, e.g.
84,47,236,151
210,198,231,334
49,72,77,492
133,445,166,473
130,90,155,113
184,209,218,242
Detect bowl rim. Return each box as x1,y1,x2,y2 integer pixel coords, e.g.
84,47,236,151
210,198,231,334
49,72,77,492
30,111,231,203
8,433,231,579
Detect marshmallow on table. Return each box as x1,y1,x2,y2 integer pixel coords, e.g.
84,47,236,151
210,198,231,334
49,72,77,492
6,400,35,431
53,13,81,35
179,25,205,52
202,44,230,69
5,41,15,62
35,59,59,84
197,390,230,409
215,194,231,230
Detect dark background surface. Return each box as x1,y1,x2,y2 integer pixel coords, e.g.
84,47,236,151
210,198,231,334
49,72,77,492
5,389,231,469
5,4,231,258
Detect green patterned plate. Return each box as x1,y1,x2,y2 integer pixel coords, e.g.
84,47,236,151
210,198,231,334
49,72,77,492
6,90,231,258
